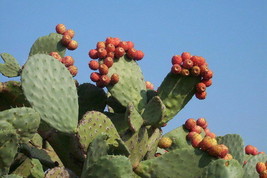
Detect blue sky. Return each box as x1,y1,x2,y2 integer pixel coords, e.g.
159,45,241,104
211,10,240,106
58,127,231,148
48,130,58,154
0,1,266,152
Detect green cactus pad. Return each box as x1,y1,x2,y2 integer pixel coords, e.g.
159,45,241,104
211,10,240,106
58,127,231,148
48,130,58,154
106,55,147,112
125,103,144,132
0,53,21,77
21,54,78,133
107,95,126,113
158,73,201,123
29,33,66,57
142,96,166,126
104,112,129,136
2,175,23,178
44,167,77,178
201,159,244,178
243,153,267,178
0,81,30,111
146,90,158,103
134,148,215,178
216,134,245,164
122,126,149,167
145,128,162,159
83,155,134,178
77,111,121,154
77,83,107,120
0,107,40,175
12,158,44,178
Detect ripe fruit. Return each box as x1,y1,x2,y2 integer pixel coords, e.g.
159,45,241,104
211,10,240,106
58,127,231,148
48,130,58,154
158,137,172,149
88,60,99,70
106,37,116,45
134,50,144,61
99,75,111,86
181,69,190,76
191,133,203,148
199,136,217,151
201,79,212,87
182,59,193,69
200,65,209,75
191,125,202,134
127,41,134,49
196,82,206,93
195,91,207,100
191,66,201,76
96,41,106,49
260,170,267,178
67,40,78,50
62,56,74,67
172,55,182,65
61,35,72,46
181,52,191,61
205,132,216,138
99,64,109,75
196,118,207,129
245,145,258,155
55,24,66,34
113,37,121,46
118,41,129,51
203,70,213,80
208,144,229,158
88,49,98,59
145,81,154,90
49,52,62,62
127,48,137,59
114,47,125,58
106,43,116,52
110,73,119,84
171,64,182,74
63,29,75,38
68,65,78,77
107,52,115,58
90,72,101,82
186,131,198,141
223,154,233,160
104,57,114,68
256,162,267,174
97,48,107,59
184,118,197,131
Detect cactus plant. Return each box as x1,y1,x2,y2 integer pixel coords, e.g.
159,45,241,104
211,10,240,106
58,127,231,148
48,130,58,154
0,24,264,178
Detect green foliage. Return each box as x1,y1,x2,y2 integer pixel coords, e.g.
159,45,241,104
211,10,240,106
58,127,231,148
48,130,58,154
0,53,21,77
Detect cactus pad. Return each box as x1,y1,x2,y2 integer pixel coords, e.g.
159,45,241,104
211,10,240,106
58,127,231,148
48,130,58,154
243,153,267,178
21,54,78,133
125,103,143,132
0,53,21,77
44,167,77,178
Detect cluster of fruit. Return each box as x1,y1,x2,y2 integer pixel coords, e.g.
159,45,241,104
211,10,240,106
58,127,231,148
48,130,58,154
49,52,78,77
184,118,231,159
55,24,78,50
256,162,267,178
145,81,154,90
171,52,213,100
245,145,264,155
88,37,144,87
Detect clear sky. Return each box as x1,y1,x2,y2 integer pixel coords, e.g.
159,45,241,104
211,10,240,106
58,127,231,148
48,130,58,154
0,1,266,152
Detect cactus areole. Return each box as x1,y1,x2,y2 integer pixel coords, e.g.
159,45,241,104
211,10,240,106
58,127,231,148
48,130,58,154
0,24,265,178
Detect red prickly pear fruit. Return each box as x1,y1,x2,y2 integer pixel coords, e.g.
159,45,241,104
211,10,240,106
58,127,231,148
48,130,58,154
118,41,129,51
49,52,62,62
107,52,115,58
182,59,194,69
245,145,258,155
158,137,172,149
256,162,267,174
201,79,212,87
105,37,116,45
127,41,134,49
196,82,206,93
223,153,233,160
154,153,162,157
104,57,114,68
88,60,99,70
68,65,78,77
114,47,125,58
199,136,217,151
259,152,266,154
100,75,111,86
62,56,74,67
89,49,99,59
191,56,206,66
181,52,191,61
205,132,216,138
203,70,213,80
171,64,182,74
172,55,182,65
110,73,119,84
145,81,154,90
184,118,197,131
134,50,144,61
181,69,190,76
260,170,267,178
97,48,108,59
186,131,198,141
106,43,116,52
56,24,66,34
99,64,109,75
61,34,72,46
196,118,207,129
191,133,203,148
96,41,106,49
127,48,137,59
195,91,207,100
67,40,78,50
200,64,209,75
63,29,75,38
96,80,105,88
90,72,101,82
204,128,210,134
113,37,121,46
208,144,229,158
191,125,202,134
191,66,201,76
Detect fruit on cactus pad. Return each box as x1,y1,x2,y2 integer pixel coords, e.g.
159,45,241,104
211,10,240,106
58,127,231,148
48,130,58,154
55,24,66,34
158,137,172,149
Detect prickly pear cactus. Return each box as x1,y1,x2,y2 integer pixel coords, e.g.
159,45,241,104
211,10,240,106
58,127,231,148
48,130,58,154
0,24,263,178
